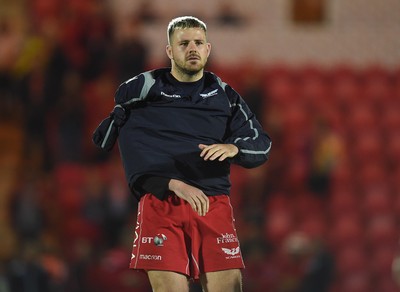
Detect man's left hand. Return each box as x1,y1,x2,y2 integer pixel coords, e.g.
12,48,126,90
199,144,239,161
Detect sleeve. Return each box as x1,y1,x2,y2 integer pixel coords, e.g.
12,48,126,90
223,86,272,168
92,74,146,151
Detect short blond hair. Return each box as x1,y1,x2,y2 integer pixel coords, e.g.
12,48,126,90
167,16,207,44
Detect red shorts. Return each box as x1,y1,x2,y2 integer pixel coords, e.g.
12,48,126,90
129,193,245,279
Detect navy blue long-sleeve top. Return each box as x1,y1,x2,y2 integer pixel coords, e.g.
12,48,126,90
93,68,271,200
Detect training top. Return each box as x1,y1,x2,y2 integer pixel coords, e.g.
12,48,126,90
93,68,272,200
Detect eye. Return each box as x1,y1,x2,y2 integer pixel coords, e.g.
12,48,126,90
195,41,204,46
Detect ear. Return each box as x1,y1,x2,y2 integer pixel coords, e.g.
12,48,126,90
166,44,173,60
206,43,211,58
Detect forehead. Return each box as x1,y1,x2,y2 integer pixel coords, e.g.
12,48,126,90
170,27,207,42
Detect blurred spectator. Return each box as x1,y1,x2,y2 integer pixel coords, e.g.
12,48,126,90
0,15,24,119
0,16,22,73
82,71,117,162
102,172,132,248
17,58,54,170
0,263,11,292
393,243,400,288
6,242,51,292
113,17,148,83
81,165,132,248
81,3,112,80
215,1,247,27
136,1,160,25
42,45,69,111
308,118,344,196
283,232,334,292
241,166,270,227
10,174,45,241
81,169,108,236
241,64,266,125
66,238,96,292
50,71,85,163
83,226,152,292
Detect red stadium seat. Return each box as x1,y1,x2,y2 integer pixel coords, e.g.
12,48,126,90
264,210,294,246
54,163,86,189
329,187,360,218
328,65,362,108
329,214,364,250
264,64,299,106
370,245,398,278
339,271,371,292
375,275,400,292
366,215,398,249
362,186,393,218
352,132,384,169
360,65,394,106
335,244,368,276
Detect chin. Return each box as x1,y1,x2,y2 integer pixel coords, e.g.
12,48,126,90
184,67,202,76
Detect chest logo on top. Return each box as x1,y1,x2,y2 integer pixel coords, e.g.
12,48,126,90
200,89,219,99
161,91,182,98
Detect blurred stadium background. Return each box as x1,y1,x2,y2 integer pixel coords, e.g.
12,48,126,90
0,0,400,291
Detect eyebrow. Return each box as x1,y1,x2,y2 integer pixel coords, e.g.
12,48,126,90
179,39,205,43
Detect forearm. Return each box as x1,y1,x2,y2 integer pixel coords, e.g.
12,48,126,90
231,135,272,168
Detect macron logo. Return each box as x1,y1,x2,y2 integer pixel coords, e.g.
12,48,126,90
161,91,181,98
200,89,218,99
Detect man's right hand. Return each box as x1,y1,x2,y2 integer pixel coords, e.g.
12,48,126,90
168,179,209,216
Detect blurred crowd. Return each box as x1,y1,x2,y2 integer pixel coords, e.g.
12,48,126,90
0,1,400,292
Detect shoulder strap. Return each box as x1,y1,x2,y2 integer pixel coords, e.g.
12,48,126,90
122,70,156,107
139,70,157,99
215,75,228,92
206,71,227,92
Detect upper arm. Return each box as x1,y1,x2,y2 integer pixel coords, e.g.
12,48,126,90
114,71,155,106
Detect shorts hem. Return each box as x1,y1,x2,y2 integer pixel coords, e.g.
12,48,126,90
130,266,190,278
202,265,245,274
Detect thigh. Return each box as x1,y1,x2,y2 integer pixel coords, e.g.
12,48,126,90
193,195,245,275
200,269,243,292
147,270,189,292
130,194,190,276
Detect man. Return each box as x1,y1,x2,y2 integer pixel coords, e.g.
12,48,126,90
93,16,271,292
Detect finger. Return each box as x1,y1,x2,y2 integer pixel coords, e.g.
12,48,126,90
199,199,205,216
187,198,198,213
200,145,213,158
191,193,207,216
198,193,209,216
204,194,209,214
218,153,228,161
203,147,220,160
194,195,206,216
199,144,211,157
208,149,225,161
199,148,207,158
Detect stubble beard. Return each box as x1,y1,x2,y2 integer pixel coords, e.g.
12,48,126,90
174,59,206,77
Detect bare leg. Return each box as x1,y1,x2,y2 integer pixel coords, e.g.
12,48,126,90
147,270,190,292
200,269,243,292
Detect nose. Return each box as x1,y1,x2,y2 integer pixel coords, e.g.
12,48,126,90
187,41,197,52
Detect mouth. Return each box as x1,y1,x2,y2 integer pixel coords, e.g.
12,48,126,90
187,55,200,61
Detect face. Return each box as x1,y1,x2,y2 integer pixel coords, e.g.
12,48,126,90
166,27,211,81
